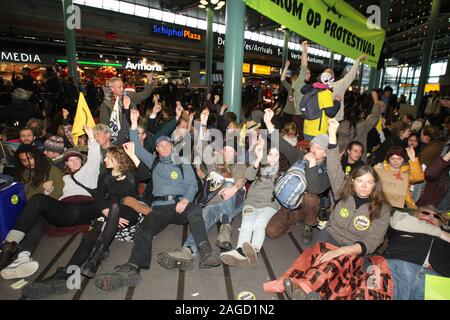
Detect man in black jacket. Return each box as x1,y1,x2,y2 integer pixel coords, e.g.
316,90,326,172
384,205,450,300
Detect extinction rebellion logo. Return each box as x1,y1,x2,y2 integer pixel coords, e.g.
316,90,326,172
152,24,202,41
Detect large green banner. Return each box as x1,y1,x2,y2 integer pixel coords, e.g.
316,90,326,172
244,0,385,67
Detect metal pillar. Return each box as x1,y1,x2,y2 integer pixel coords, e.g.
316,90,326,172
205,6,214,94
62,0,78,87
282,30,289,67
329,51,334,69
358,64,364,93
223,0,245,121
416,0,441,107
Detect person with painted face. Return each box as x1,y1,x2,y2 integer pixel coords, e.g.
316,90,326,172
384,205,450,300
301,69,342,140
264,108,329,243
94,109,220,292
374,146,425,209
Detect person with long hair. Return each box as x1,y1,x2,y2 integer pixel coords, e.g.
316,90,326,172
0,126,101,278
282,118,392,300
19,142,153,299
220,137,280,267
14,143,64,200
418,125,445,167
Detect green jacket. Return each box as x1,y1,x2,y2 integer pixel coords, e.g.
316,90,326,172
282,65,308,115
22,164,64,200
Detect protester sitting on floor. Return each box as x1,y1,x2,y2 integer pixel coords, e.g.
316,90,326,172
281,122,298,147
337,91,384,163
384,206,450,300
416,149,450,207
19,127,36,146
220,137,280,267
341,141,366,175
157,108,246,270
94,109,220,292
0,126,101,278
374,146,424,209
372,124,411,165
43,135,65,171
20,142,153,299
14,143,64,200
264,109,328,242
407,132,422,157
418,125,445,167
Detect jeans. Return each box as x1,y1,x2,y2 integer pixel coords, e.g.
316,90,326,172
128,203,208,269
184,189,245,255
387,259,439,300
303,134,315,141
236,205,277,251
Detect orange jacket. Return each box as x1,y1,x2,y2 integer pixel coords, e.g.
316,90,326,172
381,159,425,209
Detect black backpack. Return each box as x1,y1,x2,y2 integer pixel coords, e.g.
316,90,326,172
299,87,321,120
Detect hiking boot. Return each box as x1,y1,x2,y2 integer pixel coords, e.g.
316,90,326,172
302,225,314,244
198,241,221,268
293,289,321,300
216,223,232,251
242,242,258,267
95,263,141,291
220,250,250,267
0,241,18,271
1,251,39,280
80,243,109,279
22,267,70,299
156,247,194,271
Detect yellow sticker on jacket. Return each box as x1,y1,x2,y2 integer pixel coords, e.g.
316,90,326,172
170,171,178,180
354,215,371,231
340,208,350,218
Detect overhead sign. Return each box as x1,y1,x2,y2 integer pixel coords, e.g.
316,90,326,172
252,64,271,75
244,0,385,67
425,83,440,92
1,51,52,64
152,24,202,41
243,63,250,73
125,61,163,72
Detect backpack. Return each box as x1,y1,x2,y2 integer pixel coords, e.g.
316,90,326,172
299,87,321,120
273,159,307,210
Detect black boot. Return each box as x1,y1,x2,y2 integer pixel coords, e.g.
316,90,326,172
95,263,141,291
198,241,221,268
22,267,70,299
80,243,109,279
0,241,18,271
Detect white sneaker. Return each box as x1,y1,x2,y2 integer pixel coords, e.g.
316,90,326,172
220,250,250,267
1,251,39,280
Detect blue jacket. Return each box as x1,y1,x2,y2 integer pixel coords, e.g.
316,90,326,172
130,129,198,207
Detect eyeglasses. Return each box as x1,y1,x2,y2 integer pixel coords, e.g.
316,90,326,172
419,210,443,221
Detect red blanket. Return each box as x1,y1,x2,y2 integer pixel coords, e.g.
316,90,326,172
264,242,394,300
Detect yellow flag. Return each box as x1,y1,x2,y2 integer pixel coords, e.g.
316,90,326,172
72,92,96,145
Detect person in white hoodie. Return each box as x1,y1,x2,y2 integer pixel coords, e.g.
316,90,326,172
0,125,102,279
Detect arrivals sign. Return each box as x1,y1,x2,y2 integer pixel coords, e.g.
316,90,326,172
152,24,202,41
244,0,385,67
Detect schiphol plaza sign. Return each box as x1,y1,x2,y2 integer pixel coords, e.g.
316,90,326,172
152,23,202,41
244,0,385,67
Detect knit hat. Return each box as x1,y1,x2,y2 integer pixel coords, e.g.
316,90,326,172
155,135,172,146
44,136,65,154
310,134,329,150
387,146,406,160
63,149,83,162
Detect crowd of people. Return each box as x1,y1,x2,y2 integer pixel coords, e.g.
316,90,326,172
0,41,449,300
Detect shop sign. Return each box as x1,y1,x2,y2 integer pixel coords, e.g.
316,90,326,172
252,64,272,75
152,24,202,41
0,51,48,63
125,61,163,72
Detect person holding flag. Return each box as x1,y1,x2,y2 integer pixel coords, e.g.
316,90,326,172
72,92,96,146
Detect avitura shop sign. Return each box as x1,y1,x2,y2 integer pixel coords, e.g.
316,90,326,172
244,0,385,67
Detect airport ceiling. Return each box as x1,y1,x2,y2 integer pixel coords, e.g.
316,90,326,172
156,0,450,65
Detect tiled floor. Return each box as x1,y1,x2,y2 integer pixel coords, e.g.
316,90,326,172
0,217,311,300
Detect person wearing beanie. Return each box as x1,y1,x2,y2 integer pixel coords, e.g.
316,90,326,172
374,145,425,209
264,109,331,243
43,135,65,171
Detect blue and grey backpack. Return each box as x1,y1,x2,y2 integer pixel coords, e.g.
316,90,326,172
273,160,308,210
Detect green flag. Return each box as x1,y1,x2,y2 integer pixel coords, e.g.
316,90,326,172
244,0,385,67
